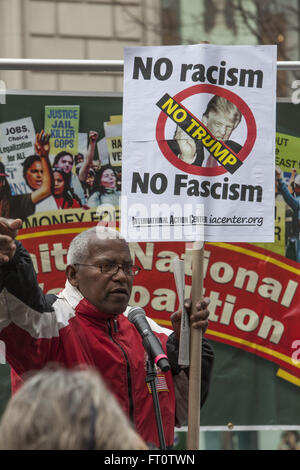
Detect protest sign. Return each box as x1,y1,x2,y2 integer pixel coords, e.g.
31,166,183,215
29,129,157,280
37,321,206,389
97,115,123,169
77,132,88,156
275,132,300,172
0,117,36,195
121,44,277,242
104,115,122,167
44,105,80,156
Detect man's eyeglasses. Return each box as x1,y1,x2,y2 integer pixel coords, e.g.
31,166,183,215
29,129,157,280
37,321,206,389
74,262,141,276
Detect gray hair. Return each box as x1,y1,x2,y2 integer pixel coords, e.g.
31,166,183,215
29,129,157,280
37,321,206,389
67,225,125,265
0,367,147,450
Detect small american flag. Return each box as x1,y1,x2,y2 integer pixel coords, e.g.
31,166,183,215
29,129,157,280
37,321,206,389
147,373,169,394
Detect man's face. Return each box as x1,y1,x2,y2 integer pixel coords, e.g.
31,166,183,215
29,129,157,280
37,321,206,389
57,155,73,174
202,110,238,141
69,234,134,316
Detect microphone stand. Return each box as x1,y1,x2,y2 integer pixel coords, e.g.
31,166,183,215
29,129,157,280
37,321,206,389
145,358,167,450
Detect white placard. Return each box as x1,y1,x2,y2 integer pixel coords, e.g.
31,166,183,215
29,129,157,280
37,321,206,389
121,44,277,242
172,257,190,366
0,117,36,195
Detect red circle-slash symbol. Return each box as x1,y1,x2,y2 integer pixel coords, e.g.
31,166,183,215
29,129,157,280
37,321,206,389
156,84,257,176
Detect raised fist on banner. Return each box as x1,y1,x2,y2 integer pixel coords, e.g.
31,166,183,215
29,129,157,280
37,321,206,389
35,130,50,158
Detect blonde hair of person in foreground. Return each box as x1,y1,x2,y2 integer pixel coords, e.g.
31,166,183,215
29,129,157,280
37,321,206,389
0,367,148,450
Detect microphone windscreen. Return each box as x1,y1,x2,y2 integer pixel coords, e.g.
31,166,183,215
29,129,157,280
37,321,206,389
128,306,146,323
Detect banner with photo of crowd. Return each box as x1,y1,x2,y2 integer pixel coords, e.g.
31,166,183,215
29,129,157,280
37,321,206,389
0,91,299,430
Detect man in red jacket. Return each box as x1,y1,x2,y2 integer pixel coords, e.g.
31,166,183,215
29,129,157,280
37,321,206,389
0,217,214,449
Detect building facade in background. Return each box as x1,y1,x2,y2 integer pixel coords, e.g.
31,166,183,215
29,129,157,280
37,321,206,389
0,0,161,92
0,0,299,94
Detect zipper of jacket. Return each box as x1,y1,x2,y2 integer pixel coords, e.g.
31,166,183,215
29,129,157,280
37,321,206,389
107,319,134,423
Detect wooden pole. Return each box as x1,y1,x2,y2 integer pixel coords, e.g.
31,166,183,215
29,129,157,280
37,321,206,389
187,242,204,450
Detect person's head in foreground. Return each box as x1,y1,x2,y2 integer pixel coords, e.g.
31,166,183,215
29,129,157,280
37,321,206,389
0,367,147,450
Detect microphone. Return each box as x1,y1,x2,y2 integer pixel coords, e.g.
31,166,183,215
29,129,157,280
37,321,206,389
128,307,170,372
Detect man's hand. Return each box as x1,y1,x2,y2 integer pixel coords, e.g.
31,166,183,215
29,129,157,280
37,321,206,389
0,217,22,263
35,130,50,158
170,298,210,339
174,127,196,163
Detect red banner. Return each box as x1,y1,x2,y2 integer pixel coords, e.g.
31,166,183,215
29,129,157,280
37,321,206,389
17,221,300,385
